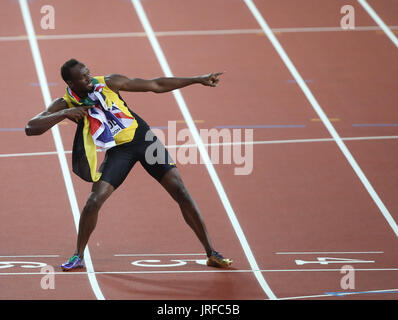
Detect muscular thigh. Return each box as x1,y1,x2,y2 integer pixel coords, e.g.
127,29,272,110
158,167,192,204
139,130,177,182
99,143,139,189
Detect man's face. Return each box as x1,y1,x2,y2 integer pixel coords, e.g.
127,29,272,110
68,63,94,94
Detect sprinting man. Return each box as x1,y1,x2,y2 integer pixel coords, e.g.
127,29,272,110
25,59,232,271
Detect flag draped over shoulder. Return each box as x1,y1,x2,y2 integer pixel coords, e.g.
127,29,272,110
63,76,138,182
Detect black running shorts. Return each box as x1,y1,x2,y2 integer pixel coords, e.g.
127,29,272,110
99,112,176,189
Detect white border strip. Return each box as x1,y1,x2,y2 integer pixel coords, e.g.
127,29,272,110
358,0,398,47
2,267,398,276
0,255,59,258
244,0,398,238
2,135,398,159
131,0,277,300
18,0,105,300
1,26,398,42
276,251,384,255
278,288,398,300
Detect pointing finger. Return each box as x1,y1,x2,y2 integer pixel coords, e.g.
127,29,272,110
212,72,224,77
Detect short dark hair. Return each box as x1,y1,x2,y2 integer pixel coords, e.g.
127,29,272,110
60,58,83,82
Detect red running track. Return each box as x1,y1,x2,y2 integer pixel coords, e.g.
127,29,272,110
1,0,398,301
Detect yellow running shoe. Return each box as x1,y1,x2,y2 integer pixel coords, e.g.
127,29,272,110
206,250,232,268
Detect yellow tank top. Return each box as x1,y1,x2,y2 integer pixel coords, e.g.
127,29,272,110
62,75,138,145
63,76,139,182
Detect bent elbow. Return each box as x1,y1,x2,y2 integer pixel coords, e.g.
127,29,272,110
151,81,166,94
151,87,164,94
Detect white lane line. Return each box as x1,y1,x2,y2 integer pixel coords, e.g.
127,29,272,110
325,288,398,297
115,253,205,257
276,251,384,255
340,135,398,141
0,255,59,258
278,288,398,300
0,151,69,158
2,135,398,158
164,135,398,148
18,0,105,300
271,25,398,33
277,293,333,300
2,267,398,276
244,0,398,238
131,0,277,300
358,0,398,47
1,26,398,42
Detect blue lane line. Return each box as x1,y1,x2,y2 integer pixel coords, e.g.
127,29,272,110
149,126,169,130
287,79,314,84
150,125,307,130
2,126,170,131
352,123,398,127
1,125,306,132
30,82,58,87
0,128,25,132
11,0,35,3
28,80,313,86
325,290,398,297
214,124,306,129
2,123,397,132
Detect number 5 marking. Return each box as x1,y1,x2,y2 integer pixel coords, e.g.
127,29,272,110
131,259,207,267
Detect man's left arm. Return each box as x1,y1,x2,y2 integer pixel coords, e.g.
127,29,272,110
105,73,223,93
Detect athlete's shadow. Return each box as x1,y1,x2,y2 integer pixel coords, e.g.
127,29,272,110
99,268,239,299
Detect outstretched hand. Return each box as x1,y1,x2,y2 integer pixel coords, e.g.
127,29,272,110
199,72,223,87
